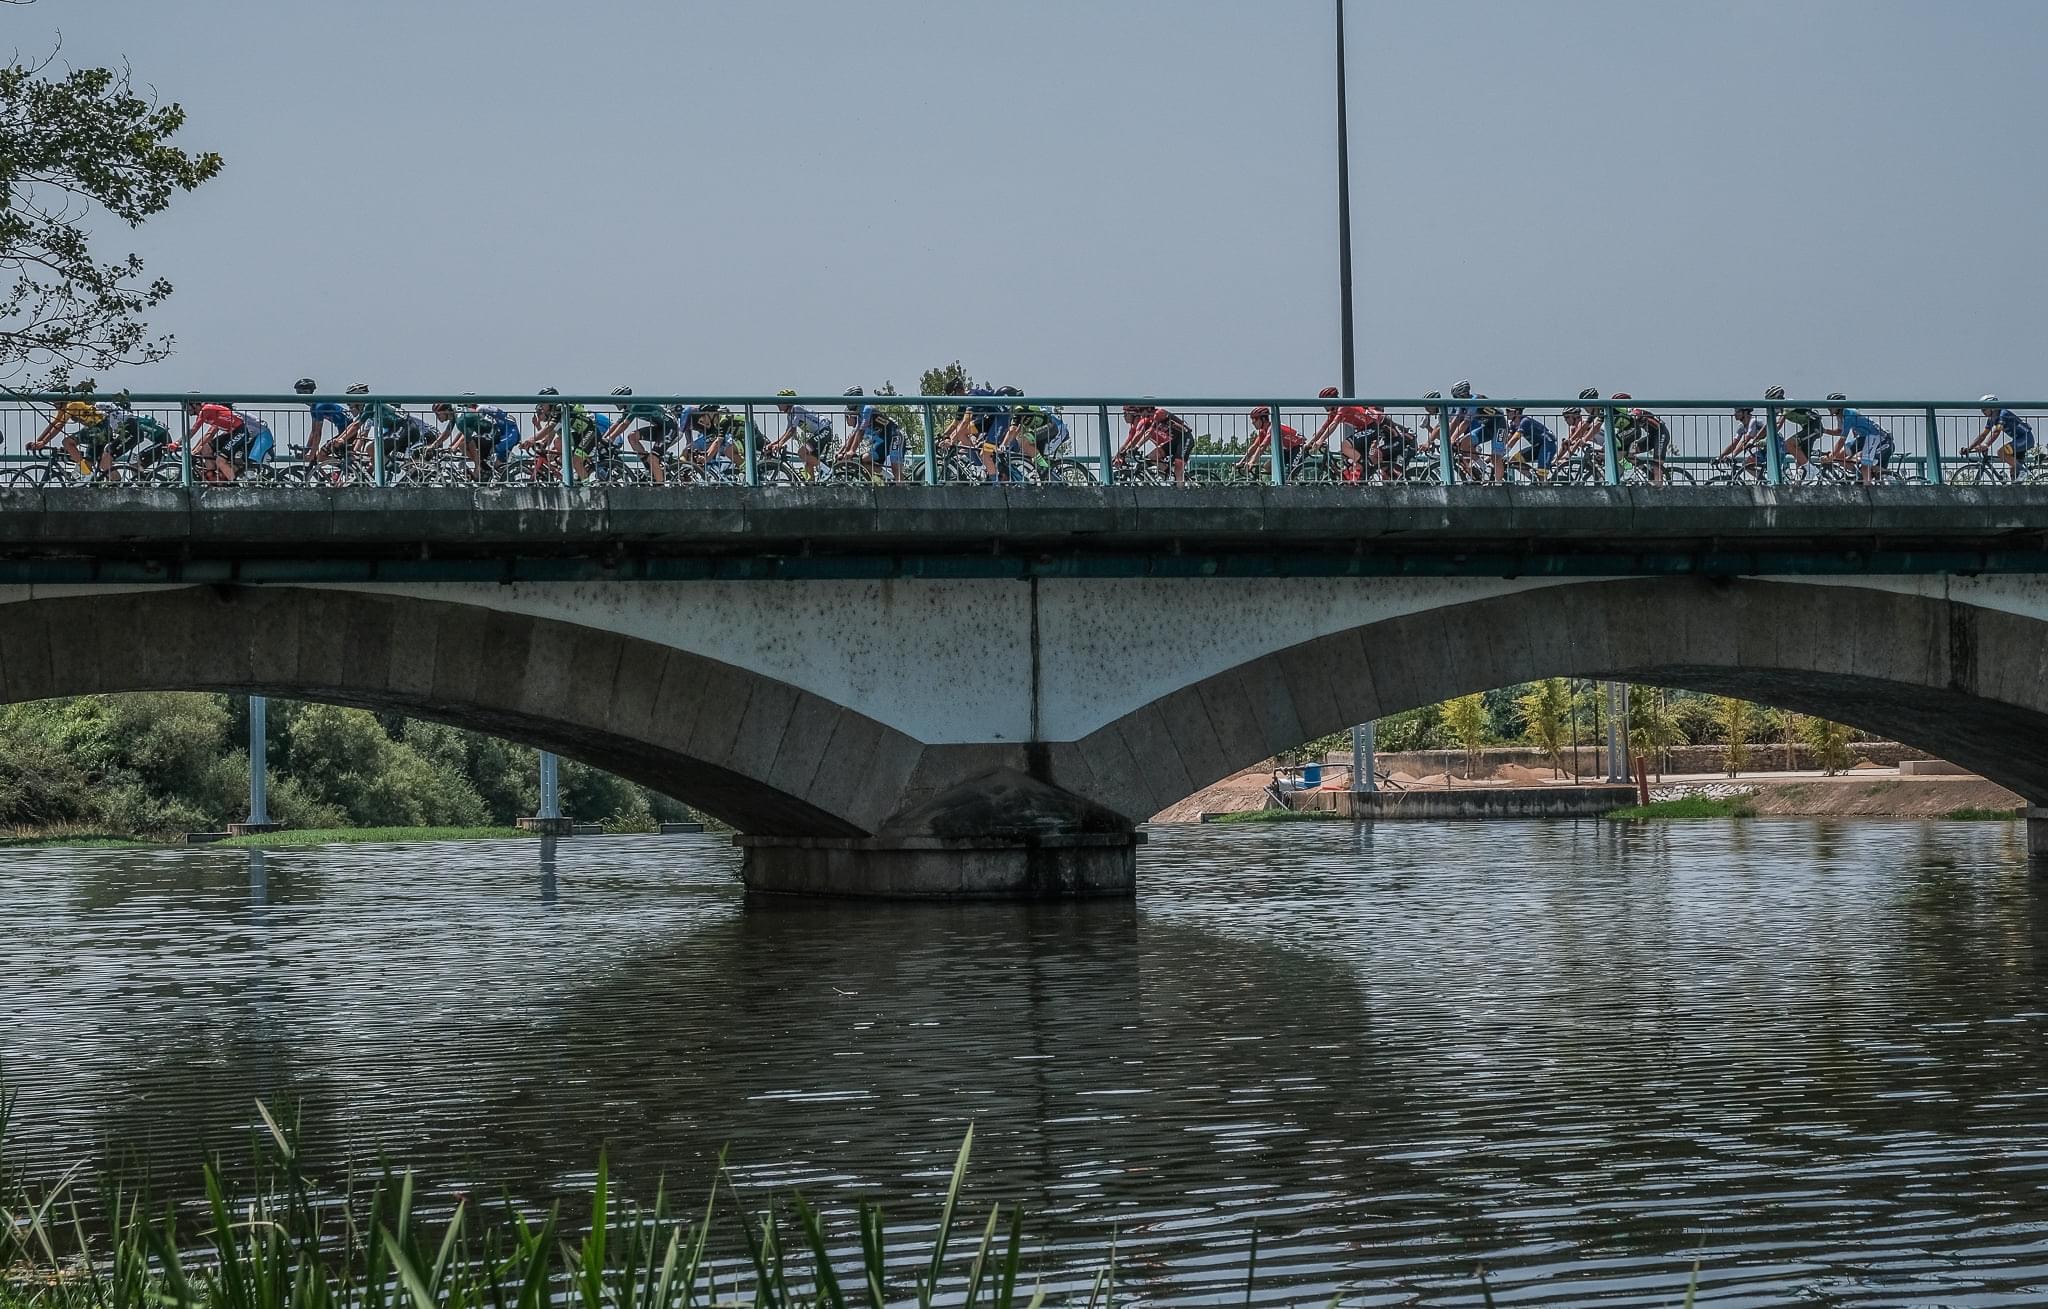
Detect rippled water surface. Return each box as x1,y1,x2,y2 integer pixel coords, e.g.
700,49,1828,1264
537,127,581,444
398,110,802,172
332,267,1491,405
5,820,2048,1305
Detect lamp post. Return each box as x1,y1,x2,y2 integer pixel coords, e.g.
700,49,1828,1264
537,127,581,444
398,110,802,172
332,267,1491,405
1337,0,1377,802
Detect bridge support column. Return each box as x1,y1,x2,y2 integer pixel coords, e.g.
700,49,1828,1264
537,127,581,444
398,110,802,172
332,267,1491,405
736,832,1140,900
2027,807,2048,873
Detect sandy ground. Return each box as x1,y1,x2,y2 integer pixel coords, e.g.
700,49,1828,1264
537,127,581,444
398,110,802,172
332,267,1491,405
1154,765,2023,823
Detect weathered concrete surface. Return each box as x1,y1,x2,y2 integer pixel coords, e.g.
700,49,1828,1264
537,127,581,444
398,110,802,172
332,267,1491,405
1288,785,1638,820
736,833,1138,900
3,484,2047,563
2029,807,2048,869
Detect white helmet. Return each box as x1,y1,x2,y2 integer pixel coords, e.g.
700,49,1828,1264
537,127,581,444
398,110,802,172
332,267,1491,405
1981,394,2000,405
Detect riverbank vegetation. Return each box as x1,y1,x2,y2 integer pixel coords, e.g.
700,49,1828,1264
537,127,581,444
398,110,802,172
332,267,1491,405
216,826,532,849
1607,796,1759,820
1205,807,1343,825
1283,682,1868,780
0,694,696,840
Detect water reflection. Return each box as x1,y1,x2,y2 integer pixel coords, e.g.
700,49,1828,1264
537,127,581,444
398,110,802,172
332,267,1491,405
1,822,2044,1305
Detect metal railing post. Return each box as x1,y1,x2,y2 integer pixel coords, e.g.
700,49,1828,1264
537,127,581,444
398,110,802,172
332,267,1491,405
1601,403,1620,486
1925,406,1945,486
922,401,939,485
180,406,193,488
372,404,386,487
1268,403,1285,486
561,402,576,489
1764,404,1784,487
1437,403,1454,485
1099,404,1115,484
743,403,758,486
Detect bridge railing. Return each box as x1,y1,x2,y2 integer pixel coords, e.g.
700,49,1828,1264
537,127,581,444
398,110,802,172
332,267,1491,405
3,394,2040,491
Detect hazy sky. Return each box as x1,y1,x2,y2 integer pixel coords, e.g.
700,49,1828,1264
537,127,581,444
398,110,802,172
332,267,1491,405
32,1,2048,398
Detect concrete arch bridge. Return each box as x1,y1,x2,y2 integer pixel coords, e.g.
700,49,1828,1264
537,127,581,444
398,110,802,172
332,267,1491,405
4,485,2046,895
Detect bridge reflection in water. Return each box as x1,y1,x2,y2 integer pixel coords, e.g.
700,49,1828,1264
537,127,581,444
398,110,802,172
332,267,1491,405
1,821,2044,1303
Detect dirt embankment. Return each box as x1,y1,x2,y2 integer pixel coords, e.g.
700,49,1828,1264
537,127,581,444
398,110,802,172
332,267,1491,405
1154,767,2024,824
1742,773,2022,818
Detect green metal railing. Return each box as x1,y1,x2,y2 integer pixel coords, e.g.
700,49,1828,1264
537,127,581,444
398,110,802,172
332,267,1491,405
5,393,2042,491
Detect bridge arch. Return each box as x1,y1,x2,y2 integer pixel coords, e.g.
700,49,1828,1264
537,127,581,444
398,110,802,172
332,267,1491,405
1051,578,2048,821
0,585,925,836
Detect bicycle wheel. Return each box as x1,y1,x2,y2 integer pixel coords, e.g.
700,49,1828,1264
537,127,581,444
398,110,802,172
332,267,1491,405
1661,466,1697,487
1050,459,1097,487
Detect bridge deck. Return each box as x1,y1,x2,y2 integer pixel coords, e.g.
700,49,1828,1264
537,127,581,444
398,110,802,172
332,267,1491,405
2,485,2045,581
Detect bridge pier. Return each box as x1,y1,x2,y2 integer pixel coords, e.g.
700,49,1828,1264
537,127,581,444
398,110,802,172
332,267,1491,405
736,833,1139,900
2029,807,2048,873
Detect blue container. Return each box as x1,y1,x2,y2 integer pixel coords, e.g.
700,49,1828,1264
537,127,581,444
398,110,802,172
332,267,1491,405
1300,763,1322,788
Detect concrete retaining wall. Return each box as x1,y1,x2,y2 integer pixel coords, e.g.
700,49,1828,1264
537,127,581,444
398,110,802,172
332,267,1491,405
1287,784,1639,820
1330,741,1933,779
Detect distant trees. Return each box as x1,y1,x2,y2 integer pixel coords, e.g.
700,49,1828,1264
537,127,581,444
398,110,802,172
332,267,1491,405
1442,694,1489,777
1516,678,1573,776
0,693,692,836
1795,715,1856,775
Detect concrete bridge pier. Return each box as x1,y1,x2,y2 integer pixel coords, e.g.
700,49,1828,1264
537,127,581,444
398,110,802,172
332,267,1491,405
2029,807,2048,874
734,765,1141,900
736,832,1139,899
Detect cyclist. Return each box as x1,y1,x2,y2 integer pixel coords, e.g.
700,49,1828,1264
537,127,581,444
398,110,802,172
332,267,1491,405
846,389,909,481
1767,387,1823,482
1118,403,1195,484
770,389,836,480
1962,395,2034,480
1308,387,1383,482
1613,394,1672,485
1236,405,1305,478
294,379,354,456
1009,400,1070,467
1553,390,1605,471
610,387,677,484
528,388,609,481
1417,391,1443,453
1714,406,1768,479
431,400,501,481
1501,407,1556,478
29,396,116,478
985,386,1051,482
678,403,744,475
182,397,248,483
337,387,431,474
1821,394,1892,485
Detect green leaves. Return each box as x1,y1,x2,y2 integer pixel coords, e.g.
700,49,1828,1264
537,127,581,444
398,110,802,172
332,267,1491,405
1,41,223,387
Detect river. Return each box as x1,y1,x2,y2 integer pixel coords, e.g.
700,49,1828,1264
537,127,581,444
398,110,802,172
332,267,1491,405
3,820,2044,1305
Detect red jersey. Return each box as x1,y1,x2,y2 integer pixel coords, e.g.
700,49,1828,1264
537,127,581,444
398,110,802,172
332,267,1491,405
1276,423,1305,450
194,403,244,431
1330,405,1381,432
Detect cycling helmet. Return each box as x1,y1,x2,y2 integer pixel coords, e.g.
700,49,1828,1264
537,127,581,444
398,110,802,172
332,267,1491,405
1981,394,2000,405
346,383,369,395
293,378,317,394
843,386,865,397
1611,392,1631,400
1318,386,1341,399
612,386,633,396
995,385,1024,398
1764,385,1786,401
538,387,559,396
777,388,797,398
1826,392,1846,404
1451,380,1472,399
110,389,130,408
1250,406,1271,421
1578,387,1600,400
699,403,723,415
1423,390,1441,401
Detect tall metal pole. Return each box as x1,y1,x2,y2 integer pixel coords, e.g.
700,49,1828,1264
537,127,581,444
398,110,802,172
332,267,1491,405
1335,0,1356,397
246,695,270,827
1335,0,1376,798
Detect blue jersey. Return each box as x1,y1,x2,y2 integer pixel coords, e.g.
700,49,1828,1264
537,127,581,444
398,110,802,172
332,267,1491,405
308,401,351,429
858,405,905,453
1991,409,2034,449
1513,416,1556,466
1837,409,1889,450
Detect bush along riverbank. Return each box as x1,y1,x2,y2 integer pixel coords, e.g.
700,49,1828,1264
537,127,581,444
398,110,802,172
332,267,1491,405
0,1102,1707,1309
1606,796,1760,820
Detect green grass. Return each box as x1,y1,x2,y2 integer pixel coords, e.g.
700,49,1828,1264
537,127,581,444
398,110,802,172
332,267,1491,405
0,832,158,849
216,826,532,849
1205,807,1344,824
1607,796,1758,820
1940,806,2023,821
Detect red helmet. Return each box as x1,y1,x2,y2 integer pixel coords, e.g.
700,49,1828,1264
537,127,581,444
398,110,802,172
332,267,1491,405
1610,392,1632,400
1250,406,1271,421
1318,386,1341,399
